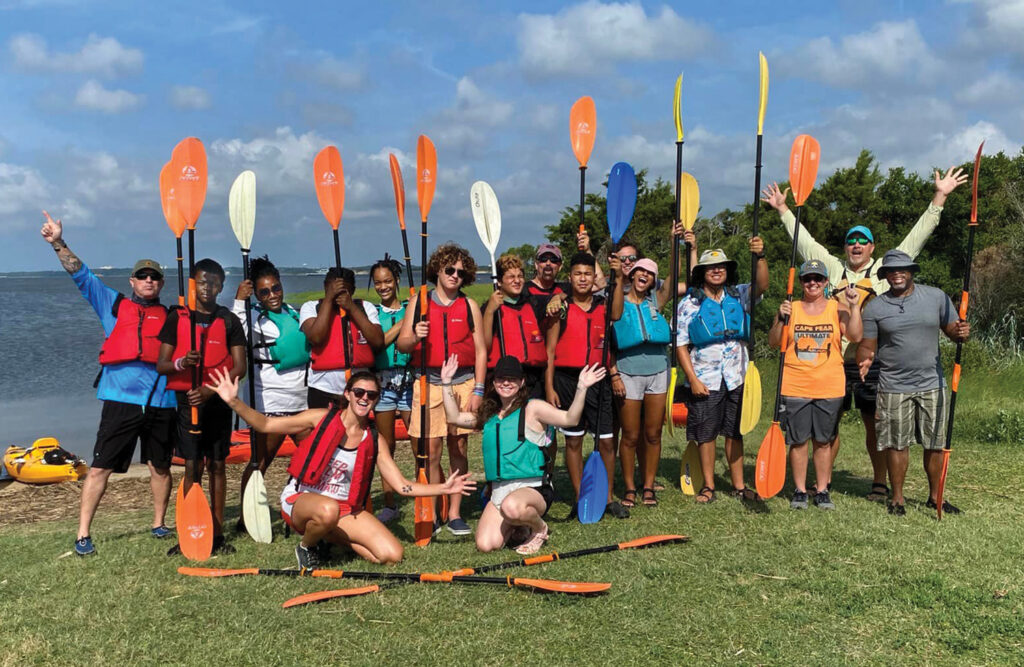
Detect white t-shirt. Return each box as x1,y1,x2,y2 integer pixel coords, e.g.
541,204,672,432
232,300,308,414
299,299,380,396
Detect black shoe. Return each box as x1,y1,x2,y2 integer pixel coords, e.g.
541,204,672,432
926,498,962,515
166,542,182,556
605,501,630,519
887,502,906,516
566,503,578,521
295,544,320,570
212,535,235,555
814,491,835,511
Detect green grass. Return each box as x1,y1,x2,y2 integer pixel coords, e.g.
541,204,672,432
3,364,1024,665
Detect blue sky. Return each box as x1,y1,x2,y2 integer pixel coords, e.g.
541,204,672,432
1,0,1021,271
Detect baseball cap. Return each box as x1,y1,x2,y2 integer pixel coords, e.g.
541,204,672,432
799,259,829,278
132,259,164,278
845,225,874,243
535,244,562,261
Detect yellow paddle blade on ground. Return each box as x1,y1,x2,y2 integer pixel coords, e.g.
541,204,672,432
739,362,762,435
755,422,786,499
664,368,677,435
680,440,701,496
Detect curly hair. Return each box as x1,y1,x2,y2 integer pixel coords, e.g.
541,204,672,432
369,254,404,289
425,242,477,286
249,255,280,283
475,381,530,425
496,254,524,280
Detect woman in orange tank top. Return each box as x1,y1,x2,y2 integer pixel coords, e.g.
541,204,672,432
768,259,862,510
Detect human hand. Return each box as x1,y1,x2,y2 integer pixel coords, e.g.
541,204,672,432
414,320,430,340
749,236,764,255
844,285,859,307
324,278,344,303
858,356,874,382
440,355,459,385
180,350,201,368
683,229,696,247
690,378,709,398
466,393,482,413
611,374,626,398
953,321,970,341
40,210,63,244
205,367,239,404
577,229,591,252
546,386,560,408
577,363,607,390
187,386,213,406
441,471,478,497
934,166,967,196
334,284,355,312
760,183,790,211
235,279,253,301
546,294,566,318
487,290,504,310
609,255,623,278
778,300,792,318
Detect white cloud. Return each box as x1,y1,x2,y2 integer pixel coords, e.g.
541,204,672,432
70,151,150,206
169,85,211,110
307,55,366,90
0,162,50,219
431,77,515,156
960,0,1024,55
73,79,144,113
210,126,330,197
517,1,712,77
449,77,513,126
8,33,143,77
784,20,940,89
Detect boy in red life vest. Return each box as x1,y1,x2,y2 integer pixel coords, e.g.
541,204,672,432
483,254,547,397
300,267,385,409
156,258,247,553
545,253,628,519
396,243,488,536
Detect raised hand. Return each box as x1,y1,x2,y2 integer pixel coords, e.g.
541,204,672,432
576,363,607,390
206,367,239,404
749,235,764,255
844,285,859,307
235,279,253,301
608,255,623,278
934,166,967,196
40,210,63,244
760,183,790,212
440,354,459,385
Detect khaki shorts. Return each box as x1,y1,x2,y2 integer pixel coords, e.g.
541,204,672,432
876,388,948,451
409,376,477,439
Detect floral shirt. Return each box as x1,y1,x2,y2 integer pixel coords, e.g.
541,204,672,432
675,284,754,392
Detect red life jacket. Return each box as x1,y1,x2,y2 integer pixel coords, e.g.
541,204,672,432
165,306,235,391
309,299,377,371
410,292,477,369
487,300,546,367
553,298,606,368
287,405,378,508
98,294,167,365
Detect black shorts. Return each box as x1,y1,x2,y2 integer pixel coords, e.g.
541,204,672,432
553,369,614,438
175,394,233,461
307,386,341,409
685,380,743,443
842,360,879,415
92,401,176,473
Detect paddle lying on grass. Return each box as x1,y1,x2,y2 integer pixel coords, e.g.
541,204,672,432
570,96,597,234
671,172,699,447
579,161,636,525
740,52,769,436
936,141,984,520
471,181,505,355
229,170,271,544
667,73,684,436
170,137,213,561
755,134,820,501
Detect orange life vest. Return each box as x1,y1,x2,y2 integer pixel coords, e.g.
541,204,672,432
165,306,234,391
287,405,378,508
553,298,606,368
487,300,546,367
98,295,167,365
309,299,377,371
410,292,477,369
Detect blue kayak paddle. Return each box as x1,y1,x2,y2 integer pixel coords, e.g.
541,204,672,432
578,161,637,525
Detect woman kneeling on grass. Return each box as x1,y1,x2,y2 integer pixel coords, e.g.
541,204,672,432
441,353,605,555
205,368,475,568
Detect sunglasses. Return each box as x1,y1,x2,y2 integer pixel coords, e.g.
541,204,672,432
800,274,826,284
536,254,562,264
846,237,871,246
349,387,380,401
133,271,162,281
616,254,638,263
443,266,470,281
256,283,283,299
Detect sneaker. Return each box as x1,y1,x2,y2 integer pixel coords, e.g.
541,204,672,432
212,535,235,555
605,501,631,519
74,536,95,557
295,543,320,570
790,491,808,510
375,506,400,524
151,525,172,539
514,522,550,555
887,502,906,516
446,517,472,536
926,498,962,515
814,491,835,511
432,519,445,536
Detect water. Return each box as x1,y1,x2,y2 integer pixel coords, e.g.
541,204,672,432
0,270,331,462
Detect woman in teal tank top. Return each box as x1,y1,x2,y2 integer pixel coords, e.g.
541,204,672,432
441,354,605,555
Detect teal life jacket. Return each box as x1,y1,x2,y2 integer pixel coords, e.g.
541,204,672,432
374,302,411,369
481,406,547,483
612,292,671,351
253,304,310,372
686,286,750,347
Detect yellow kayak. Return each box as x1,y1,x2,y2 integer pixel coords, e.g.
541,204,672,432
3,437,88,484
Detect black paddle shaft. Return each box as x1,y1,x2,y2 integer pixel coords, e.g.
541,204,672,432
944,224,977,451
464,535,689,575
578,166,587,230
240,249,257,466
418,218,429,479
749,134,764,352
175,237,186,306
772,205,804,421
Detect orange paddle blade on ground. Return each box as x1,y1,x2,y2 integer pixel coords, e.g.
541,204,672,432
389,153,407,230
179,484,213,561
159,162,186,238
313,146,345,229
755,422,786,499
282,585,381,608
170,138,208,229
513,578,610,594
178,567,259,577
788,134,820,206
417,135,437,222
569,96,596,167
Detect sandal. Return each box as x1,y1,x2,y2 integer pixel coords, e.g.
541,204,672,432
641,488,658,506
621,489,637,508
866,483,889,502
696,486,716,504
731,487,762,502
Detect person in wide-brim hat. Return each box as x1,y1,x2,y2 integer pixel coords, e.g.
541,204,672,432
689,248,739,288
875,249,920,279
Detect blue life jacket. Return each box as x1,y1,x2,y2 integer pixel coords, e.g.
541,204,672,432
612,293,671,351
481,407,547,483
686,286,749,347
374,302,411,369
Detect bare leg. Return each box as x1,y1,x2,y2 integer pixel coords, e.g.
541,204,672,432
863,411,887,486
291,493,340,548
598,435,617,503
375,409,399,508
446,433,469,520
811,440,832,491
617,398,643,500
148,464,171,528
333,511,404,564
208,459,227,535
698,439,717,490
641,393,666,492
923,449,944,502
789,443,809,492
723,436,746,490
77,467,113,539
564,435,584,498
887,448,909,505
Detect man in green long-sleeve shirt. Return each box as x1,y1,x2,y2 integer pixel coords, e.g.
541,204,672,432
761,166,967,501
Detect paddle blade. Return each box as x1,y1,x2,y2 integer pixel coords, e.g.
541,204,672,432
618,534,689,550
470,181,501,254
971,141,984,225
739,362,762,435
178,567,259,577
414,467,434,547
755,422,786,499
789,134,821,206
578,449,609,524
569,96,597,167
513,578,610,595
242,469,273,544
679,172,699,231
313,146,345,229
228,170,256,249
606,162,637,244
170,138,208,229
282,585,381,608
936,450,951,520
178,484,214,561
389,153,407,230
417,135,437,223
673,73,684,142
680,440,701,496
757,52,769,136
665,367,677,434
159,162,186,238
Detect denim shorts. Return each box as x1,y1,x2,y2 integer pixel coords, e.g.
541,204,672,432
376,368,412,412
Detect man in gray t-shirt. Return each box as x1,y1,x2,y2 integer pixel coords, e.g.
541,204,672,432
857,250,969,516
